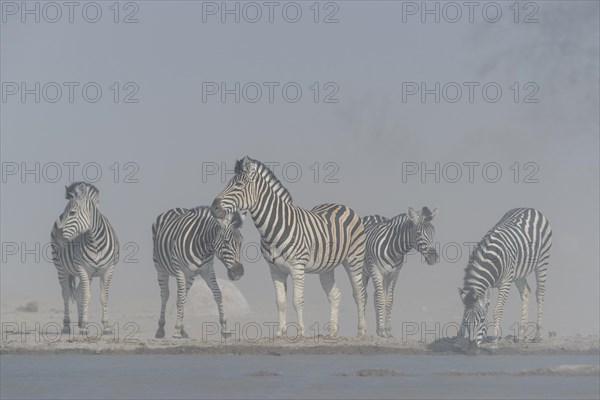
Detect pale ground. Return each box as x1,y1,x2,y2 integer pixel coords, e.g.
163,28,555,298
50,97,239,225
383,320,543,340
1,305,598,356
2,281,598,356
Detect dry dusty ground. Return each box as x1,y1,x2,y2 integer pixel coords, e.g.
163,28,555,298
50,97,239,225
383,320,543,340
1,308,598,356
2,335,599,356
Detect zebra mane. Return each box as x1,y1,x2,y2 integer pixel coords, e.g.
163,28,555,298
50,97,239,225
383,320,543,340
362,215,389,231
238,157,293,204
463,237,491,296
193,206,244,229
65,182,99,204
392,213,409,223
191,206,212,216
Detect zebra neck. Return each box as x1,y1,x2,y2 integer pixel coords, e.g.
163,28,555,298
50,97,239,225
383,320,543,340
202,226,218,255
464,255,498,294
85,210,106,243
248,185,291,243
391,219,414,256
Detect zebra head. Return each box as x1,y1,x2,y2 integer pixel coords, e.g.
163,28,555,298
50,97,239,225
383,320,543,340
55,182,99,241
458,287,491,348
407,206,439,265
211,156,260,218
213,211,246,281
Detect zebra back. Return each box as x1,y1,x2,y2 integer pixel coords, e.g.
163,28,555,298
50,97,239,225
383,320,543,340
153,207,217,270
362,215,389,232
463,207,552,294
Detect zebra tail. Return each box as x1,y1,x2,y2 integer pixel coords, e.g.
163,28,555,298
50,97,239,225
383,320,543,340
68,275,77,303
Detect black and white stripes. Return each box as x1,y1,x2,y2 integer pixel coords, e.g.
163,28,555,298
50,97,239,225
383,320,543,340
50,182,119,334
212,156,367,337
46,179,555,348
459,208,552,348
152,206,244,338
363,207,439,337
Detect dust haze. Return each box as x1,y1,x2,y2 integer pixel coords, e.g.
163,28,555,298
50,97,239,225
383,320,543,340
1,1,598,340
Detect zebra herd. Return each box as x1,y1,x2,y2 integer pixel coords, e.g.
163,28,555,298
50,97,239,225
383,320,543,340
50,156,553,350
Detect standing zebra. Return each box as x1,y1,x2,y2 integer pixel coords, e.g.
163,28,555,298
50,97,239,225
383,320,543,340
211,156,367,337
51,182,119,334
363,207,439,337
152,206,245,339
459,208,552,349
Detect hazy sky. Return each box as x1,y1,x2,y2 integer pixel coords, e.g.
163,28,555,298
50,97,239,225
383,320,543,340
1,1,598,337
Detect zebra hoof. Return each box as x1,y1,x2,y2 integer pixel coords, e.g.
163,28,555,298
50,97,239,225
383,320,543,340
155,329,166,339
221,330,233,339
173,330,189,339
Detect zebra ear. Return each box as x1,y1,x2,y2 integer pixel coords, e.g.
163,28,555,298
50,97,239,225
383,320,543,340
430,208,438,219
242,158,257,176
75,183,87,197
234,159,243,174
458,287,468,302
407,207,418,222
484,288,492,305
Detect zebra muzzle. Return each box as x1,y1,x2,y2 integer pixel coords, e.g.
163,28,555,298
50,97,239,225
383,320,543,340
424,248,439,265
227,262,244,281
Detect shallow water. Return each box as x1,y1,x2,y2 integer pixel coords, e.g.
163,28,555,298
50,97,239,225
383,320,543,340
1,355,599,399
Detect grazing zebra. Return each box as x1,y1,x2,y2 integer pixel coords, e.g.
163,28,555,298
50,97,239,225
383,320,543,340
51,182,119,334
211,156,367,337
152,206,245,339
362,207,439,337
459,208,552,349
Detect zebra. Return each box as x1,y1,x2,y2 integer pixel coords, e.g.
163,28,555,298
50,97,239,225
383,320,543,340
152,206,245,339
51,182,119,334
362,207,439,338
458,208,552,350
211,156,367,337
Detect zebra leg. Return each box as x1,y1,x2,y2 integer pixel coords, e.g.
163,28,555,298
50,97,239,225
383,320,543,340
343,260,367,337
155,271,169,339
200,266,231,338
384,270,400,338
319,270,341,337
534,264,548,342
269,264,288,337
57,271,72,334
99,265,115,335
371,269,386,337
290,266,306,337
514,278,531,343
492,281,512,344
173,271,189,338
76,267,91,332
362,269,370,314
